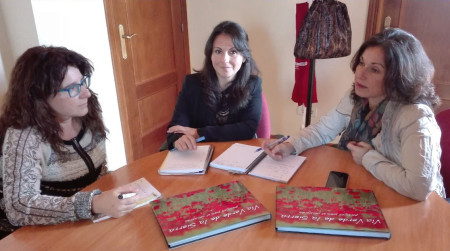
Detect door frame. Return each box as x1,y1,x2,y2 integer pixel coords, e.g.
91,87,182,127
365,0,403,40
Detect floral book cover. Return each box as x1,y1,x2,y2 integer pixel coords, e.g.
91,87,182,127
150,180,271,248
276,186,391,239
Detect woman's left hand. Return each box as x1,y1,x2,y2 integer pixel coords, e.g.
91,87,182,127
167,125,199,138
346,141,373,165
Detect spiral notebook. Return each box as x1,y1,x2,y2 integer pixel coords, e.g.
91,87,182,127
210,143,306,183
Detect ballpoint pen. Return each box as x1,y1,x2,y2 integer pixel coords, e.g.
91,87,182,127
118,192,137,199
255,135,290,152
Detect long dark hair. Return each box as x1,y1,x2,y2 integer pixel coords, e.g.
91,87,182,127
350,28,440,108
0,46,107,153
197,21,260,112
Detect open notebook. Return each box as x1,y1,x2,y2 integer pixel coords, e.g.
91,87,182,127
210,143,306,183
159,145,214,175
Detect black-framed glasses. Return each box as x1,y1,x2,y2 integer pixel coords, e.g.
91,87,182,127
59,75,91,98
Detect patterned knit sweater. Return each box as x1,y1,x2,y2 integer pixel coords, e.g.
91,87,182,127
1,126,107,226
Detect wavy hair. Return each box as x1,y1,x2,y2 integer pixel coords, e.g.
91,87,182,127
350,28,440,108
0,46,107,153
196,21,260,113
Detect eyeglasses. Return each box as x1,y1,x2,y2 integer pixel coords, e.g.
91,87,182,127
59,75,91,98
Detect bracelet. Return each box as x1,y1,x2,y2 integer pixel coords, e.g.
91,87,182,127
89,189,102,215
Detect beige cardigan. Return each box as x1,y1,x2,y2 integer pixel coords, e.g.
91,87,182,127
290,90,445,201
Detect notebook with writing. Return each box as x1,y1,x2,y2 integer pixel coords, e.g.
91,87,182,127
248,154,306,183
210,143,306,183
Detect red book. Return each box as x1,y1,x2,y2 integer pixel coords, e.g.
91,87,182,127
276,186,391,239
150,181,271,248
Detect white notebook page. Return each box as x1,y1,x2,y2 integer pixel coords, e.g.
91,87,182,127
249,155,306,183
160,145,211,173
210,143,263,172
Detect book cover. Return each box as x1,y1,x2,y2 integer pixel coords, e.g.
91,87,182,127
92,177,162,223
150,181,271,248
276,186,391,239
159,145,213,175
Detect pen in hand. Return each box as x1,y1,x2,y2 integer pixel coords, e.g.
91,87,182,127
255,135,290,152
118,192,137,199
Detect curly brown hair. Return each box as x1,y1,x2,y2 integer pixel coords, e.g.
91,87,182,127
350,28,440,108
0,46,107,153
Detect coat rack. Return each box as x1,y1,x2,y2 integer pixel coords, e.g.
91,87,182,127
294,0,352,127
305,59,315,126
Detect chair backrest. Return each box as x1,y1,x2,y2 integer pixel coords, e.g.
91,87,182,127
256,93,271,138
436,109,450,196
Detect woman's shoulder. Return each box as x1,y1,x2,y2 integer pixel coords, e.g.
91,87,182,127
389,102,437,128
396,103,434,118
248,75,262,84
182,73,203,90
2,127,45,156
4,126,41,141
184,73,202,84
247,75,262,93
335,89,354,115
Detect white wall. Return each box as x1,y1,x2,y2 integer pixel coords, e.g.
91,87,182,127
0,0,39,108
186,0,369,137
0,0,126,171
0,11,10,108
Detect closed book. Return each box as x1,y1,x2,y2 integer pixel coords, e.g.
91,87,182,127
276,186,391,239
159,145,213,175
150,180,271,248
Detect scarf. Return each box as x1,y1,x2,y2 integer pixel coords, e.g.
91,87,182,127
338,98,387,150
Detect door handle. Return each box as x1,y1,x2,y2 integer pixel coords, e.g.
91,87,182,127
118,24,137,60
122,34,137,39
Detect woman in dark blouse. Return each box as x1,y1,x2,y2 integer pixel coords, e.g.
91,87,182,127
166,21,262,151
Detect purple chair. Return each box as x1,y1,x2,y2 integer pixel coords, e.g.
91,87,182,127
256,94,271,139
436,109,450,198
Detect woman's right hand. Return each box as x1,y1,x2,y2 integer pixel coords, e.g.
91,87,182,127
91,185,140,218
174,134,198,151
262,140,295,161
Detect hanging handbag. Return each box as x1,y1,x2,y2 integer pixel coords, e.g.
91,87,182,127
294,0,352,59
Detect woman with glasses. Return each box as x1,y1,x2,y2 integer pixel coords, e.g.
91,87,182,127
0,46,138,239
165,21,262,151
